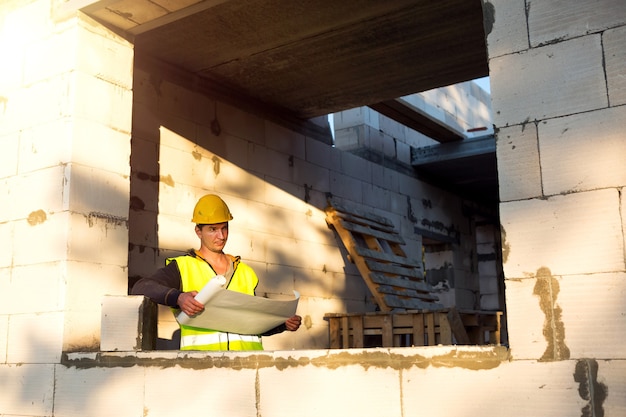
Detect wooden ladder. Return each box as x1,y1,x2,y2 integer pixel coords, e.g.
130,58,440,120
325,201,442,312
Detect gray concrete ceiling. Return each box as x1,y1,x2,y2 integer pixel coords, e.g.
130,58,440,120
82,0,496,203
85,0,488,119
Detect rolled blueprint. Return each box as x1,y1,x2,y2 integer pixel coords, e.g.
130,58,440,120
175,275,299,335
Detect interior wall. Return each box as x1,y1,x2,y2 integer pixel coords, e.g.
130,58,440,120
127,57,488,350
333,93,500,314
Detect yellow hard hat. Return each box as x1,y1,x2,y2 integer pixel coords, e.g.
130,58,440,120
191,194,233,224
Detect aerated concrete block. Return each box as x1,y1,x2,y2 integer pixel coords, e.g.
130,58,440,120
54,365,145,417
491,35,607,127
67,211,129,266
144,363,258,417
496,124,542,201
75,15,134,89
8,312,63,363
485,0,528,58
4,263,64,314
528,0,626,46
404,358,582,417
265,121,306,158
0,364,54,415
330,171,363,202
219,101,265,145
539,106,626,195
72,119,131,175
101,295,157,351
13,211,70,266
73,71,132,132
66,164,131,217
8,166,66,221
500,189,623,278
558,272,626,359
259,351,401,417
507,271,626,360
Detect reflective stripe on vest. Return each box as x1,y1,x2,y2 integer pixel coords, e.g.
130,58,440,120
180,333,263,351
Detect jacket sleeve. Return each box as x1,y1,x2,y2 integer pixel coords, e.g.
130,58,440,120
261,323,288,336
130,261,183,308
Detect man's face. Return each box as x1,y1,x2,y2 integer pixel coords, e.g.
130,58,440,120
196,222,229,253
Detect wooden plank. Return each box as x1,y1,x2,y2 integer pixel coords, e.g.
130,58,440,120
425,313,435,345
355,246,421,267
328,317,341,349
383,294,443,310
447,308,471,344
382,315,393,347
438,312,452,344
327,202,395,228
350,315,364,348
336,217,405,244
341,316,350,348
363,315,386,329
325,213,391,311
493,311,502,345
370,273,437,294
376,285,440,302
412,314,425,346
366,260,423,278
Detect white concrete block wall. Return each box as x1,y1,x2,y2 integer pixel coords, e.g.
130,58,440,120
0,0,133,369
52,348,626,417
489,0,626,372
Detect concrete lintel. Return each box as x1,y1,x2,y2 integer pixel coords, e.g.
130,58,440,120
127,0,231,35
411,134,495,166
369,98,466,143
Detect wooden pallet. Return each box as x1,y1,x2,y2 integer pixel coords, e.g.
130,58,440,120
325,201,503,346
325,311,452,348
324,309,502,348
325,201,442,312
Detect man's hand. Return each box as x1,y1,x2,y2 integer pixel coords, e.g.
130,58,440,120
177,291,205,316
285,315,302,331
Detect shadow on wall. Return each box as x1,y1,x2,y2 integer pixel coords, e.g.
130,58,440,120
127,63,376,350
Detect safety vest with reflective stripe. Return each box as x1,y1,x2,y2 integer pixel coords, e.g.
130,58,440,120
169,253,264,351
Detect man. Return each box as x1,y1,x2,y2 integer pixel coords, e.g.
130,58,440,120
131,194,302,350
